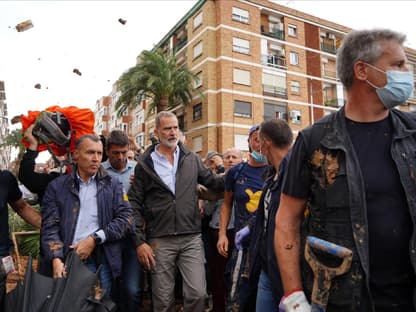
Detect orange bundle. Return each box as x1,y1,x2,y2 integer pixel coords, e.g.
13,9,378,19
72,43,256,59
21,105,95,156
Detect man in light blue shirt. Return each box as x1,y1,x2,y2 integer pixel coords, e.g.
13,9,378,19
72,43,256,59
101,129,140,312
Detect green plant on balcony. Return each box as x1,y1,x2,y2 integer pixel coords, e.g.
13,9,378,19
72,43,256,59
324,98,339,107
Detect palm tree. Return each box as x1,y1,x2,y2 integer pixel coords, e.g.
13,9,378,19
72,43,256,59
115,49,200,116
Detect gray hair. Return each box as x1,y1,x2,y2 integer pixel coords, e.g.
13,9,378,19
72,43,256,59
75,134,101,149
224,147,243,159
155,111,177,129
336,29,406,89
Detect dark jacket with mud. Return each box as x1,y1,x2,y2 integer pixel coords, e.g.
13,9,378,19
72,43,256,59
40,167,134,278
296,107,416,311
248,159,287,306
128,142,225,246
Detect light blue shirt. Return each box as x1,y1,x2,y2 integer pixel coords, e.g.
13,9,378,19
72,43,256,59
151,144,180,194
72,172,106,244
101,160,136,193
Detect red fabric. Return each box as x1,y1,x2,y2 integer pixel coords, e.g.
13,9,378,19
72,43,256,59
21,105,95,156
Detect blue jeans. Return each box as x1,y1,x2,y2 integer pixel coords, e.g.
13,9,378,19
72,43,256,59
256,270,278,312
84,253,113,298
119,238,142,312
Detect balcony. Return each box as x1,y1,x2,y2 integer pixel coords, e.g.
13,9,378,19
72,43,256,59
122,115,132,123
174,38,187,53
322,68,337,79
261,26,285,41
263,84,288,99
262,54,287,69
102,115,110,122
321,42,337,54
324,98,345,108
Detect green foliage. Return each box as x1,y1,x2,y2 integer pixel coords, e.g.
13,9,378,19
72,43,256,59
115,49,202,116
8,205,40,257
0,128,25,159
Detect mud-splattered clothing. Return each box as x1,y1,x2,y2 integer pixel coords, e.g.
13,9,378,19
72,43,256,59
282,107,416,311
41,167,134,278
225,163,268,232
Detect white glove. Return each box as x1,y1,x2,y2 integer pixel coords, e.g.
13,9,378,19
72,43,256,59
279,291,311,312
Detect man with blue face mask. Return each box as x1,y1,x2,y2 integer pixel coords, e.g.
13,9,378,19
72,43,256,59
276,29,416,312
217,124,268,311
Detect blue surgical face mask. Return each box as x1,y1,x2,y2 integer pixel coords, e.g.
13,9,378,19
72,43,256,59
251,151,267,163
365,63,414,109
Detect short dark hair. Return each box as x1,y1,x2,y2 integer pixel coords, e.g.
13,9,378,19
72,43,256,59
259,119,293,149
106,130,129,149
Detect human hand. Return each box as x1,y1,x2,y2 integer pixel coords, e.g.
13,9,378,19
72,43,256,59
24,124,38,150
69,236,95,260
216,233,229,257
136,243,156,271
234,226,250,250
52,258,66,278
279,291,311,312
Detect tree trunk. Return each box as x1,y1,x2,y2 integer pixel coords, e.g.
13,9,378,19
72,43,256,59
158,96,169,112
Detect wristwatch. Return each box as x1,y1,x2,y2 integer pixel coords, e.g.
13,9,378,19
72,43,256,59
90,232,102,245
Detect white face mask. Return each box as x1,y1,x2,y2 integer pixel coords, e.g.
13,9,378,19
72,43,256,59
365,63,414,109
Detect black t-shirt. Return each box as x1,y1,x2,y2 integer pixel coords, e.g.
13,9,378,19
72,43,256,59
0,170,22,255
346,116,414,307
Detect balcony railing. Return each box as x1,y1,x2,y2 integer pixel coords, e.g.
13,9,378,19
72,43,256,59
261,27,285,41
262,54,287,69
324,98,345,108
321,42,337,54
263,84,288,99
174,38,187,52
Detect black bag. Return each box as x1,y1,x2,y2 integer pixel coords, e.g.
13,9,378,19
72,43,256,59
5,252,116,312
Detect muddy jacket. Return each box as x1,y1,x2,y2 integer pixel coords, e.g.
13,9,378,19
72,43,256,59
41,167,134,278
128,142,224,246
248,160,287,306
298,107,416,311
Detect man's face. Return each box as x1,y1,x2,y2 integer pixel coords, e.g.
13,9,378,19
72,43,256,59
248,130,261,153
106,144,129,170
127,150,135,161
155,116,179,148
224,149,242,170
366,40,409,88
74,138,103,178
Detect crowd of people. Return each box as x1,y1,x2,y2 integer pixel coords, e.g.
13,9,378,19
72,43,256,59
1,28,416,312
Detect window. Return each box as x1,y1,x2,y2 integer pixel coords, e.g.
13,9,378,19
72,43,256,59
192,136,202,152
193,11,203,29
193,41,203,59
193,103,202,121
288,24,297,37
232,7,249,24
290,81,300,94
264,103,288,121
234,100,252,118
289,52,299,65
233,68,251,85
194,71,203,88
234,134,249,151
232,37,250,54
135,134,144,147
262,73,287,96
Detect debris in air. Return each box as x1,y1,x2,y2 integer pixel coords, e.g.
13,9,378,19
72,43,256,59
73,68,82,76
118,18,127,25
34,83,41,89
16,20,34,32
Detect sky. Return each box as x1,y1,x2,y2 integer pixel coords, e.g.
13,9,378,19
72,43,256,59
1,0,415,129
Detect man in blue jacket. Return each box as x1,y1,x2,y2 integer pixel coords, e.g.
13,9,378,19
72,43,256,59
41,134,134,299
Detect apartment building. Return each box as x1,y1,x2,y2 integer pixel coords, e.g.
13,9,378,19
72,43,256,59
0,80,11,169
95,0,416,156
